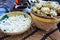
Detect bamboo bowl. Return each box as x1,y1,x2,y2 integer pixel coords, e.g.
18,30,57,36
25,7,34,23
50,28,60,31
0,11,32,35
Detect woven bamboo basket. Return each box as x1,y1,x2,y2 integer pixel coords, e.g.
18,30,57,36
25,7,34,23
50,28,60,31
30,12,60,40
30,12,60,31
0,11,32,35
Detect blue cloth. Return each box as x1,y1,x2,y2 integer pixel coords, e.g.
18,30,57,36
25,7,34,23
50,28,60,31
50,0,60,4
58,0,60,4
0,0,15,11
0,8,7,16
23,7,31,13
0,8,6,12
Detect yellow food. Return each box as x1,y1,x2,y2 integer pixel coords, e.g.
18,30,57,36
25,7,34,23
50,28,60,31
35,3,42,9
32,1,60,17
41,7,50,14
32,6,38,12
37,10,41,14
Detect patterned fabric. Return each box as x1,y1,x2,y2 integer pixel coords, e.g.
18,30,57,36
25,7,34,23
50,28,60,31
0,0,15,11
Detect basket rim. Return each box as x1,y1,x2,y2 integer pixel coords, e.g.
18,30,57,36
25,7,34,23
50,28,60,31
31,11,60,19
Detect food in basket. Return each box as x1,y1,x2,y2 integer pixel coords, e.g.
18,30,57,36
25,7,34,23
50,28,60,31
32,6,38,12
0,14,31,33
35,3,42,9
50,9,57,17
41,7,50,14
56,5,60,13
51,2,59,9
32,1,60,17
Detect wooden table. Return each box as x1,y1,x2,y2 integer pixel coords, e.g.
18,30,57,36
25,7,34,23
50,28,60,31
0,25,52,40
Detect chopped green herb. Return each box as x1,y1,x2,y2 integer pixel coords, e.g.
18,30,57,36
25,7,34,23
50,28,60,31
24,15,26,18
0,15,9,21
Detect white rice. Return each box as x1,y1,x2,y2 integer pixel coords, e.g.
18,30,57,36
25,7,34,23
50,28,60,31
0,15,31,33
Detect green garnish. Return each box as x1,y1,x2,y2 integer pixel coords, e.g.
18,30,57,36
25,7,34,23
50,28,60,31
24,15,26,18
0,15,9,21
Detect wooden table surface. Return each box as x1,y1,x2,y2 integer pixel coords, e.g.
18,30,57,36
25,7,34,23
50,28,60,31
0,25,52,40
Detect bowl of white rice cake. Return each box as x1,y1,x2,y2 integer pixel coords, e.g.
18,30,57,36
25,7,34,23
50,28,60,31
0,11,31,35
